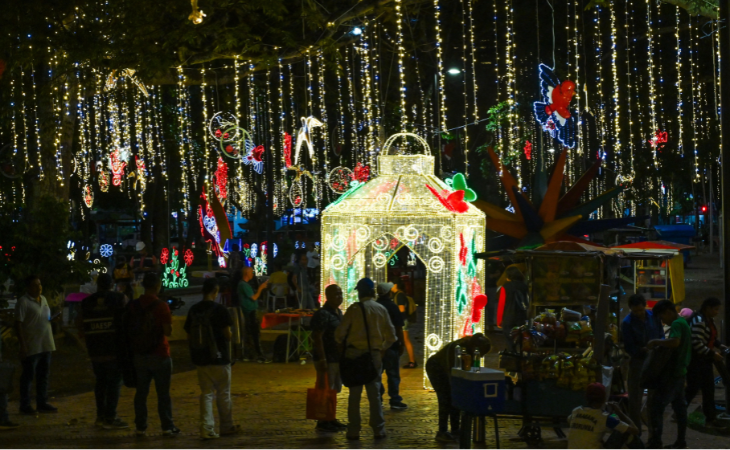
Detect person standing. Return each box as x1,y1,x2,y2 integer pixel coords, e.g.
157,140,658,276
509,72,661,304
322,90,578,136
621,293,664,437
306,246,320,284
15,275,57,415
311,284,346,432
291,253,316,309
0,324,20,429
425,334,491,442
237,267,270,363
391,280,416,369
78,273,129,429
376,282,407,410
498,267,529,352
126,273,179,436
227,244,243,280
646,300,692,449
335,278,396,440
185,278,240,440
685,297,728,428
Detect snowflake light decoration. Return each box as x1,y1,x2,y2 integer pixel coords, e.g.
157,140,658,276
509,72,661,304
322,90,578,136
99,244,114,258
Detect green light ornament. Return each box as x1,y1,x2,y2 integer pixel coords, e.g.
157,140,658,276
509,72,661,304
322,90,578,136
161,248,189,289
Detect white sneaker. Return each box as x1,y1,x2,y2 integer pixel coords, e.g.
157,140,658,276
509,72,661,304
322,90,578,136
201,430,220,440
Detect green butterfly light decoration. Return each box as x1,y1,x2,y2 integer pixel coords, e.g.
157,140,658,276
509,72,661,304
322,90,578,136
445,173,477,202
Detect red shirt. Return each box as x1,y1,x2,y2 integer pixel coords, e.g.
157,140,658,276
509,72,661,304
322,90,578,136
137,294,172,358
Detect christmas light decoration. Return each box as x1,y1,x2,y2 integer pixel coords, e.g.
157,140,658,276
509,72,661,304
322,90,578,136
83,184,94,208
327,166,354,194
188,0,206,24
109,148,126,187
162,248,189,289
533,64,577,148
198,186,231,268
99,244,114,258
353,162,370,183
184,249,194,267
99,170,110,193
160,247,170,265
648,130,668,149
214,157,228,203
243,145,265,174
320,133,485,388
524,140,533,160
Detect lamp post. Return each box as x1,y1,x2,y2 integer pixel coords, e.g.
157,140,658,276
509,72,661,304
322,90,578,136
719,0,730,405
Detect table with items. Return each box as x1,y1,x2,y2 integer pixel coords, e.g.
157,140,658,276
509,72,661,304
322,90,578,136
261,309,315,364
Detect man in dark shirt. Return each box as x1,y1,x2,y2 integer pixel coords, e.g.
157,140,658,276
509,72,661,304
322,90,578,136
311,284,345,432
376,283,407,410
426,334,491,442
392,279,417,369
127,272,178,436
184,278,239,439
78,274,128,429
647,300,692,449
621,293,663,437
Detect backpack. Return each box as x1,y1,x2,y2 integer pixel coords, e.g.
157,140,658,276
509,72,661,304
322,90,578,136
187,306,220,362
125,299,164,355
405,295,418,318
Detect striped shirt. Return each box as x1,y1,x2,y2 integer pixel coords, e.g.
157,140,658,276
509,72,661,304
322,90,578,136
689,312,720,357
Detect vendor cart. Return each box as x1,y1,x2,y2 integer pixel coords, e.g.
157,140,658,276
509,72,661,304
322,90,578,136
475,243,620,446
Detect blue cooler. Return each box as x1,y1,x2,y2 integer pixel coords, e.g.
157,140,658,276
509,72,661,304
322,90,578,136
450,368,506,415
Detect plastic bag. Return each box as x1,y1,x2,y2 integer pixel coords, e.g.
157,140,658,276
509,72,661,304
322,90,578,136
306,372,337,422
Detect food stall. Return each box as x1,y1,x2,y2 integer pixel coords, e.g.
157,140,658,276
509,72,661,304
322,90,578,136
475,242,622,445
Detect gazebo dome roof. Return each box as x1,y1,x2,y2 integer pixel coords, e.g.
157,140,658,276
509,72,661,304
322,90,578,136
323,153,485,218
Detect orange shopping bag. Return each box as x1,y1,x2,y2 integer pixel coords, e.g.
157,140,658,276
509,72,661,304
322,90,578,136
306,372,337,421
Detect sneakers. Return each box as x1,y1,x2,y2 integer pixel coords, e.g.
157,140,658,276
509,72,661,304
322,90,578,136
435,431,456,442
256,357,272,364
19,406,36,415
315,421,339,432
0,421,20,430
162,426,181,436
200,430,219,440
36,403,58,414
390,401,408,410
102,418,130,430
220,425,241,436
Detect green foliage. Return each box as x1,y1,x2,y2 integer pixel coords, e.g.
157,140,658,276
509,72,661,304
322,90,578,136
484,102,510,133
0,195,98,308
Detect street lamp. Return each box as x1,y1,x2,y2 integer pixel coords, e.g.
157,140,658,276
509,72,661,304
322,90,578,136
447,68,461,75
352,27,363,36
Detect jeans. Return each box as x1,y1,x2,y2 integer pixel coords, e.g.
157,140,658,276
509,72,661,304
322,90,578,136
19,351,52,409
133,354,174,431
0,393,8,423
648,376,687,447
242,310,263,359
685,358,716,422
627,356,646,436
92,359,123,422
346,349,384,436
426,358,459,434
197,364,233,434
380,347,402,405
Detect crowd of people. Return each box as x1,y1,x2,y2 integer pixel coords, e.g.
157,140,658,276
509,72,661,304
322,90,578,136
1,262,728,449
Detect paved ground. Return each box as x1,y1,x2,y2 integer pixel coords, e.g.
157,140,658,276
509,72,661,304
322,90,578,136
1,253,730,448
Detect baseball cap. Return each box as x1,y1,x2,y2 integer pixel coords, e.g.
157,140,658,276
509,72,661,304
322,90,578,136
377,282,394,296
355,278,375,292
585,383,606,403
135,241,146,251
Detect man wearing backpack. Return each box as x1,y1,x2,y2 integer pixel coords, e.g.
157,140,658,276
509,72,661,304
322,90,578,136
77,273,129,429
126,272,179,436
185,278,240,440
391,279,417,369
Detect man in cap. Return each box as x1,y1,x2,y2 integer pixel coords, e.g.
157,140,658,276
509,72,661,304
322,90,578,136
335,278,396,440
375,282,407,410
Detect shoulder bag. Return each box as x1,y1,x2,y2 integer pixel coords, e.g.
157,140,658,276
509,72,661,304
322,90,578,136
340,302,378,388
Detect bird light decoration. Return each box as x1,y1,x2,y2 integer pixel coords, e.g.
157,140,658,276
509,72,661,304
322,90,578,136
189,0,206,24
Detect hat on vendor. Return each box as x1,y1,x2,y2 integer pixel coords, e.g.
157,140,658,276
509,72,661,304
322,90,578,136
355,278,375,292
377,282,394,296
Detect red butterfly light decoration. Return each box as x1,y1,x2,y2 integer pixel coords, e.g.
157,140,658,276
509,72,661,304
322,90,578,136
425,184,469,214
283,132,293,168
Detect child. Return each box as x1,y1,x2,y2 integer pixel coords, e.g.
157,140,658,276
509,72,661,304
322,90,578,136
567,383,638,449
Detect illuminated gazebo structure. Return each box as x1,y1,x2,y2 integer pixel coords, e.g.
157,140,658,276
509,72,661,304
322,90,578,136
320,133,486,386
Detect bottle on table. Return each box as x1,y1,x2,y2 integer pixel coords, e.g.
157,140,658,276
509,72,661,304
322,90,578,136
472,349,481,372
454,345,462,369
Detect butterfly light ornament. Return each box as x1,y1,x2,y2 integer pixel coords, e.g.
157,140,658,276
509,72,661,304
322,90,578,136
533,64,577,148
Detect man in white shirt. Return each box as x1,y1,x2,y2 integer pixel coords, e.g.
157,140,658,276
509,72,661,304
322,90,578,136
567,383,638,449
14,275,57,415
335,278,396,441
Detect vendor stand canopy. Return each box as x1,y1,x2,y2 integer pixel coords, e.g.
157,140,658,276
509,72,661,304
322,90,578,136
320,133,486,386
613,241,686,303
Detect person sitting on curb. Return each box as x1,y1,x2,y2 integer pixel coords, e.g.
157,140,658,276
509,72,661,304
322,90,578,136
567,383,638,449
